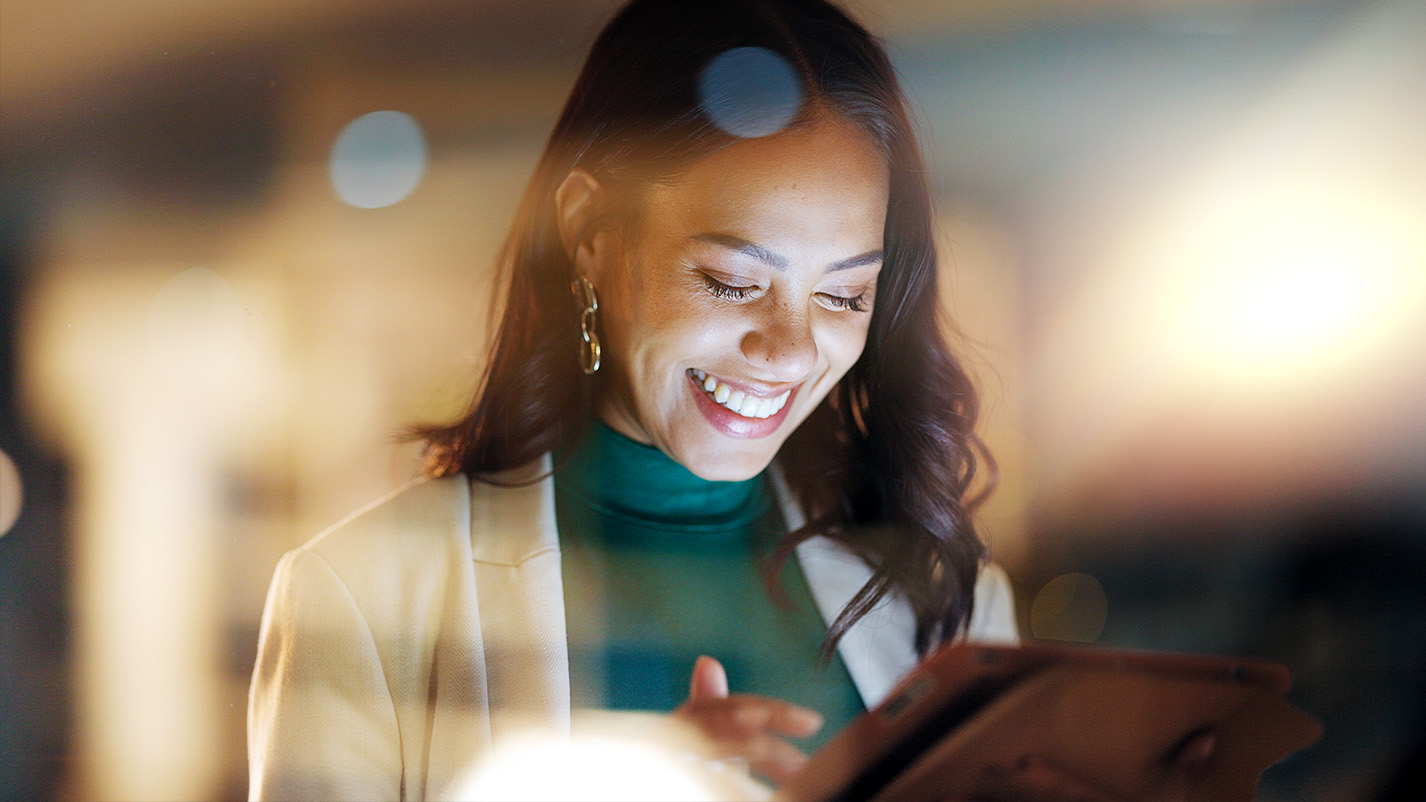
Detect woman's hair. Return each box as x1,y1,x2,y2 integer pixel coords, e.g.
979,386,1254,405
418,0,993,656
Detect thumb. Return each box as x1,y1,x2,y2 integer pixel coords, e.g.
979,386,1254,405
688,655,729,702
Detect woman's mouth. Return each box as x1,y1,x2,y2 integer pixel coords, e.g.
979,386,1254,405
689,368,791,419
686,368,798,440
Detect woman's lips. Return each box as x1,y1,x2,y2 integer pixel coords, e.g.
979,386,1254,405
690,368,791,418
687,369,797,439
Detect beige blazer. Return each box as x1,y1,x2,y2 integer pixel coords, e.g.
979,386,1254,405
247,458,1018,801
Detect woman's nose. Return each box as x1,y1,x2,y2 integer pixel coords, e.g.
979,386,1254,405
740,301,817,381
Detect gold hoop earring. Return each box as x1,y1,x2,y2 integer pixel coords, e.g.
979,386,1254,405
572,276,601,375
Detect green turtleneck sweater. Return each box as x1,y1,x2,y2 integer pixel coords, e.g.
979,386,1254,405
554,421,864,751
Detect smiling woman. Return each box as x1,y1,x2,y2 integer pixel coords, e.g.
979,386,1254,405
565,117,889,480
247,0,1018,799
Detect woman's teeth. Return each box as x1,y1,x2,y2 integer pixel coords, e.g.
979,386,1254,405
690,369,790,419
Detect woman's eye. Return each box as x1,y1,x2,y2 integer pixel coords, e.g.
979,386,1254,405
700,273,758,300
820,291,870,313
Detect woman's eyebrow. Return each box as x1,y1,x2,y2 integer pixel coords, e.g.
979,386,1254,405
829,250,883,272
692,233,788,269
692,233,883,272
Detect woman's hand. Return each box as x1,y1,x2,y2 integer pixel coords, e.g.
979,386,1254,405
950,756,1125,802
948,728,1219,802
672,655,824,785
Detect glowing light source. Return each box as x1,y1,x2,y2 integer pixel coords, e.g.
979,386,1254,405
455,732,731,801
1030,0,1426,505
329,110,428,209
1031,573,1108,643
1161,185,1422,387
0,449,21,537
698,47,803,138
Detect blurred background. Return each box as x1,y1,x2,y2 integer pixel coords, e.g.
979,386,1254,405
1,0,1422,799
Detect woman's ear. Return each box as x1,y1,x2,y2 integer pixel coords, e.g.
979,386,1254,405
554,168,605,264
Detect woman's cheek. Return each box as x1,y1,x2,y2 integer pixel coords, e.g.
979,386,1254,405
818,314,872,364
683,304,746,350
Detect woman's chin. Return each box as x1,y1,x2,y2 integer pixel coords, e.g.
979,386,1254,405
673,440,779,483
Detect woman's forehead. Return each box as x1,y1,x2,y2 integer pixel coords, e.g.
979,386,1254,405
641,119,889,242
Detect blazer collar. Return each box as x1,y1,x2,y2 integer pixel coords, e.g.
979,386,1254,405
466,454,560,567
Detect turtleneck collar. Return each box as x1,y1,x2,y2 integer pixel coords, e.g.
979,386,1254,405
553,419,768,534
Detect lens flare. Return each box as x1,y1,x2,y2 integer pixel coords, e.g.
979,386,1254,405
1031,573,1108,643
329,110,428,209
697,47,803,138
0,449,21,537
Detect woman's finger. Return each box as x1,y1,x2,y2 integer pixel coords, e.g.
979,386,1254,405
678,694,823,739
693,730,810,785
1150,727,1217,802
960,755,1126,802
742,732,812,785
673,701,813,783
688,655,730,701
1166,727,1216,774
762,697,823,737
673,655,823,785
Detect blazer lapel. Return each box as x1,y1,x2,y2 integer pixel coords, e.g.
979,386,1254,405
465,456,571,739
768,466,920,709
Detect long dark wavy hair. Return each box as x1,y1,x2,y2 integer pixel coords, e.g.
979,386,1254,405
418,0,993,657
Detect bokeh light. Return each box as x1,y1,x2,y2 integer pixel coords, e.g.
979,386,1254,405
145,267,244,346
329,110,428,209
0,448,21,537
145,266,255,400
1030,573,1109,643
697,47,802,138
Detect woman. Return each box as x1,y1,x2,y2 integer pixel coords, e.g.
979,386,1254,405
248,0,1017,798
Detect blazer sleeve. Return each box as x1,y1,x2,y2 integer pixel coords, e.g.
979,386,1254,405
248,548,404,801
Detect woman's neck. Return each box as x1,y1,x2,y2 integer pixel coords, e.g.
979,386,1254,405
554,418,766,529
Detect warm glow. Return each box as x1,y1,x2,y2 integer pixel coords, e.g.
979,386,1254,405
1160,184,1423,388
1036,176,1425,507
1031,0,1426,510
454,733,729,802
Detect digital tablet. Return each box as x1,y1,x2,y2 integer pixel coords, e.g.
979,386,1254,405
781,642,1322,802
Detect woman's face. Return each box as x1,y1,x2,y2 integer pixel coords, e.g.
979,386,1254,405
585,117,889,481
